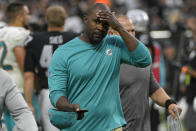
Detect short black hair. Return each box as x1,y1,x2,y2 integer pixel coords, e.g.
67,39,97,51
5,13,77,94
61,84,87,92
6,2,25,23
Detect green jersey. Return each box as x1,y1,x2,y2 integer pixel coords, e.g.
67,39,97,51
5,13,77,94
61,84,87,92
48,35,151,131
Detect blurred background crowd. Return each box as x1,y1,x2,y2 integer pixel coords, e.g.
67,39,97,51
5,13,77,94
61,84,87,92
0,0,196,131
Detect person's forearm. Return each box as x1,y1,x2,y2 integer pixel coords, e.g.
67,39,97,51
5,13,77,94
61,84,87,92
24,72,34,105
56,96,76,112
151,88,182,119
151,88,170,107
117,26,139,51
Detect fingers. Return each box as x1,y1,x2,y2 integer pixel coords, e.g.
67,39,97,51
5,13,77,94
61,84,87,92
96,10,121,31
168,104,182,120
72,104,80,111
76,109,88,120
72,104,87,120
168,108,177,120
96,10,112,21
176,106,182,116
76,111,85,120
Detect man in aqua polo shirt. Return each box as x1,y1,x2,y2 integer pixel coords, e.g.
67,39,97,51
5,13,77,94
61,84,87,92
48,3,151,131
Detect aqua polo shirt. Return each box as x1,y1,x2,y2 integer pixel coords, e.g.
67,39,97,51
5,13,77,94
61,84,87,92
48,35,151,131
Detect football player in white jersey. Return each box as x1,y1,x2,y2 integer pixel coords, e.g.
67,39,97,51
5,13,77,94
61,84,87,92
0,2,30,92
0,2,32,131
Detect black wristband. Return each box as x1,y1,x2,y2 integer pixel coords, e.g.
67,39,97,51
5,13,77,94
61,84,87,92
165,99,176,110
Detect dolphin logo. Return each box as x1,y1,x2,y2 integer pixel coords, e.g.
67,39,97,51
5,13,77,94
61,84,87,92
105,49,112,56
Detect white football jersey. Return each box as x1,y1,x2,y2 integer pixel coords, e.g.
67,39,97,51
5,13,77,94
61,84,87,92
0,26,30,92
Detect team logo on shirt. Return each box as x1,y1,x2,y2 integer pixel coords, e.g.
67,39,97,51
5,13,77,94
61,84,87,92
105,49,112,56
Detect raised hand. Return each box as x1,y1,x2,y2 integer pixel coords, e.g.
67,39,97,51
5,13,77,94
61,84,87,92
96,10,122,31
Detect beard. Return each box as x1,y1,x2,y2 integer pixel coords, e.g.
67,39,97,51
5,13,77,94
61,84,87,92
88,31,107,45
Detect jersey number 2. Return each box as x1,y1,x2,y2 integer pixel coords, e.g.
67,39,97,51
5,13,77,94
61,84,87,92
0,41,12,70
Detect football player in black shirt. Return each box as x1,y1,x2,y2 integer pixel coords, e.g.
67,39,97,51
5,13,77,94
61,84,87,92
24,5,78,131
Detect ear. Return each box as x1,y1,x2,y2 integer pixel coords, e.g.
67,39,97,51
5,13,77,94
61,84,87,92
16,13,23,22
83,16,88,24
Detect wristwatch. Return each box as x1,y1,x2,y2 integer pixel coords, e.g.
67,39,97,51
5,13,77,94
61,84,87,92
165,99,176,110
